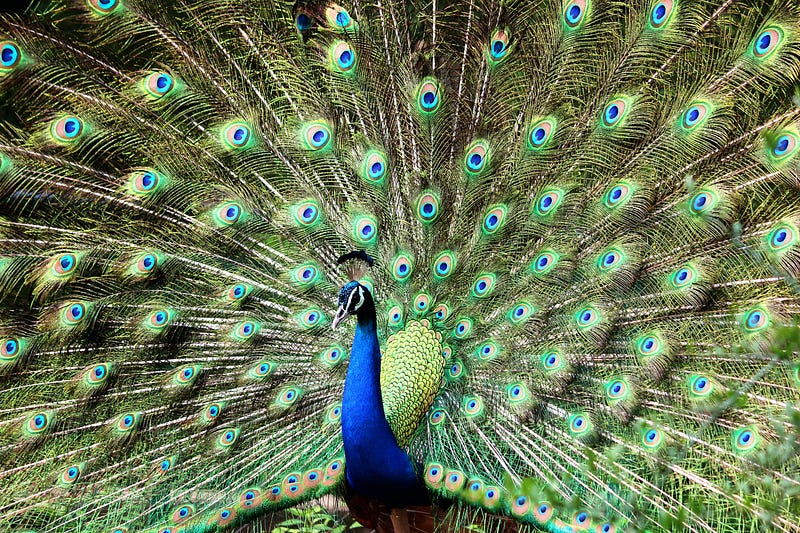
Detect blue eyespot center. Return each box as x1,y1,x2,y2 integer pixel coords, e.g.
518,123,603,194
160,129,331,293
296,13,311,30
423,91,436,105
469,153,482,167
759,34,771,51
141,173,155,189
336,11,350,26
516,496,527,506
371,162,383,175
569,6,581,20
647,430,657,441
654,4,666,20
1,44,18,66
156,75,171,91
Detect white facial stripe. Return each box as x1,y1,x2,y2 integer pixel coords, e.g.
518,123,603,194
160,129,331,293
348,286,365,312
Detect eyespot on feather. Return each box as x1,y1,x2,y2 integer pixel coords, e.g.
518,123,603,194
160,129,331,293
488,28,511,64
300,121,333,151
752,26,784,60
416,77,442,114
527,118,556,150
463,139,490,177
352,215,378,245
330,41,357,74
325,5,356,31
50,116,85,143
416,191,441,223
649,0,675,29
471,273,496,298
600,96,630,128
126,168,166,196
86,0,121,15
0,41,22,73
361,149,387,183
142,71,176,99
61,302,90,327
564,0,589,29
391,252,414,281
212,201,246,227
221,121,253,150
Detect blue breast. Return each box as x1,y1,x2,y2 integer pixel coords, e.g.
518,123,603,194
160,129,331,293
341,314,428,506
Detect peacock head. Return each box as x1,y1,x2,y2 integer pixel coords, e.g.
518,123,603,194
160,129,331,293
332,280,374,329
332,250,375,329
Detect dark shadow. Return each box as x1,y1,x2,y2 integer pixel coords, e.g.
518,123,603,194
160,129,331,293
0,0,33,14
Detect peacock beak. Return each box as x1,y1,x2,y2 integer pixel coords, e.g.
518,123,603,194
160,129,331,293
331,305,350,330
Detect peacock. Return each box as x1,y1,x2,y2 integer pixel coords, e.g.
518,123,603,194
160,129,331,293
2,0,800,531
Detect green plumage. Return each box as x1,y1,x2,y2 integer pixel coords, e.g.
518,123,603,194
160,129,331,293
0,0,799,532
380,319,445,447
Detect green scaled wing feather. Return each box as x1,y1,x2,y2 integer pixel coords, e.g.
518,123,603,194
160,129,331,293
0,0,800,532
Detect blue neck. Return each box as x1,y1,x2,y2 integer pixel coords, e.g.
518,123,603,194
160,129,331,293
341,311,427,506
